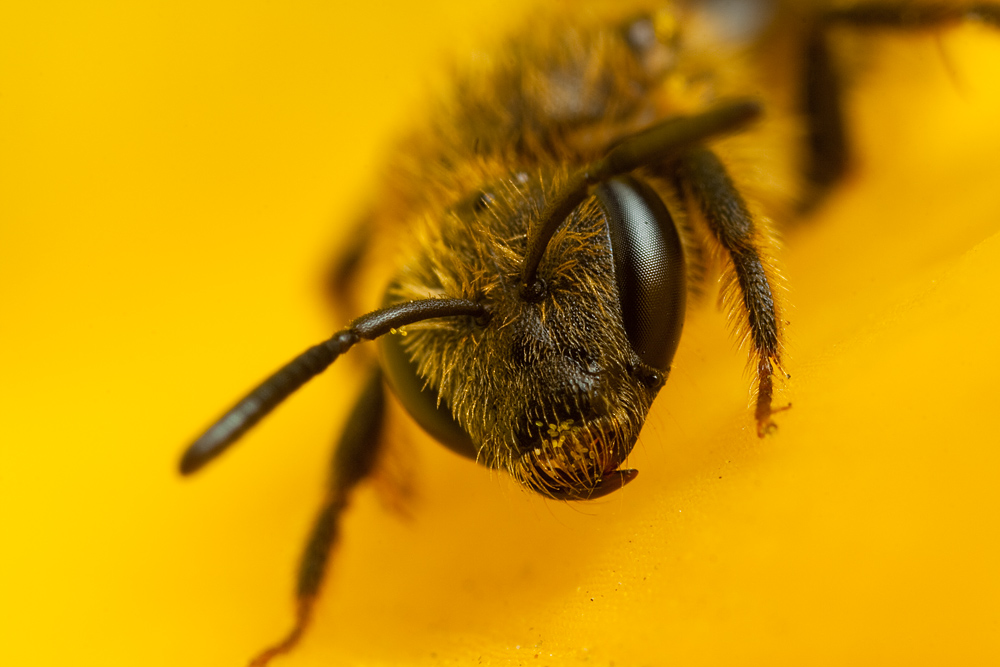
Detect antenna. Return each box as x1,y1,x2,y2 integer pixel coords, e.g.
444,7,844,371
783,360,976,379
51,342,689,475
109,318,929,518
180,298,486,474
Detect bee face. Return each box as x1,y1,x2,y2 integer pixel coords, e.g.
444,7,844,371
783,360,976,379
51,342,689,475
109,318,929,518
386,168,682,499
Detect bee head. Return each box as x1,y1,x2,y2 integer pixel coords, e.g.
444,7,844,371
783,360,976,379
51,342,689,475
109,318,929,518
382,167,683,500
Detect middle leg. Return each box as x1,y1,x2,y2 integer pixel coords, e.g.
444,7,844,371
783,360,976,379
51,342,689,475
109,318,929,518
249,367,388,667
800,1,1000,203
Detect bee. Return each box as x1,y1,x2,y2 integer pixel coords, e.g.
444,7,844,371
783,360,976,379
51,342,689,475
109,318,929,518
180,1,1000,664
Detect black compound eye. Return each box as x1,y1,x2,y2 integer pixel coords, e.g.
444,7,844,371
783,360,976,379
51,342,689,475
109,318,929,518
595,176,686,372
378,325,478,461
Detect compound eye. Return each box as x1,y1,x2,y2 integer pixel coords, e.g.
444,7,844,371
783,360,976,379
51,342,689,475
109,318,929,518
378,326,478,461
595,176,686,372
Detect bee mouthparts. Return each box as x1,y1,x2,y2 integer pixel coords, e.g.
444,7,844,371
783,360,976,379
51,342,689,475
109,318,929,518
535,467,639,501
574,468,639,500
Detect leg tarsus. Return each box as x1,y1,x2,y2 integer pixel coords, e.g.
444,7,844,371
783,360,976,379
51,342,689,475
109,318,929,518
755,356,777,438
757,401,793,438
755,370,793,437
247,598,315,667
755,356,792,438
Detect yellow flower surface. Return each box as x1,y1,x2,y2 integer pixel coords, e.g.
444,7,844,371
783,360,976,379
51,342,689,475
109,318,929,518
2,2,999,666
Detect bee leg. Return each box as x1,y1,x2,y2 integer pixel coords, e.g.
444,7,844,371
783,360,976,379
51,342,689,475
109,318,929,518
676,148,786,437
801,21,848,205
325,215,373,313
802,3,1000,206
821,2,1000,28
249,367,386,667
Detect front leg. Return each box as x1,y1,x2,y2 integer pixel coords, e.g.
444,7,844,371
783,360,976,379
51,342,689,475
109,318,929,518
677,148,787,436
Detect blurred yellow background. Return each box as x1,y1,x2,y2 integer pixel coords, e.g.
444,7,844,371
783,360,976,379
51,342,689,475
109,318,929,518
2,2,1000,666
